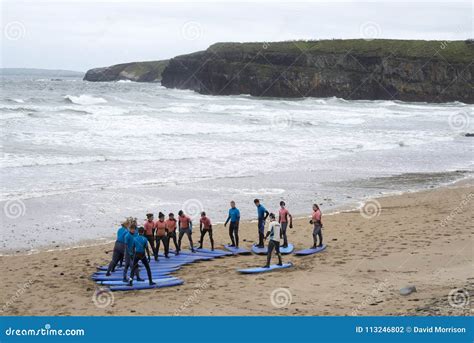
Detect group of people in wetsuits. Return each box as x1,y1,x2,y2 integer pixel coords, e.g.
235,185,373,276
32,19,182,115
105,199,324,285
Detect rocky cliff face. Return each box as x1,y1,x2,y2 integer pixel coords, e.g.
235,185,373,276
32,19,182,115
84,60,168,82
161,40,473,103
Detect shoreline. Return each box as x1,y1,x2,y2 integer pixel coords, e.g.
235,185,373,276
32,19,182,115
0,179,472,316
2,174,472,257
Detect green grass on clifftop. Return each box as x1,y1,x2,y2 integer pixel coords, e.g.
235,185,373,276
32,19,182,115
208,39,473,63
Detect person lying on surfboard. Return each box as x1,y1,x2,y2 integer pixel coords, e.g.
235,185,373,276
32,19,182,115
263,213,283,268
155,212,169,259
144,213,157,260
177,210,195,253
166,213,179,254
278,201,293,248
254,199,269,248
123,220,143,282
310,204,323,248
224,200,240,247
105,217,130,276
129,226,155,286
198,211,214,250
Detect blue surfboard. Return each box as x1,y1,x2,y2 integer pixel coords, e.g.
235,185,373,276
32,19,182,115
109,278,184,291
237,262,293,274
194,248,233,256
224,245,251,255
294,244,327,256
251,243,294,255
100,276,179,286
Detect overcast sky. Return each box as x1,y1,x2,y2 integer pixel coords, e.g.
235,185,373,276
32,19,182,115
1,0,472,71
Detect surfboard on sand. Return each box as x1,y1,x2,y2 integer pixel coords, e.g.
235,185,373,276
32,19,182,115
224,245,251,255
237,262,293,274
294,244,327,256
251,243,294,255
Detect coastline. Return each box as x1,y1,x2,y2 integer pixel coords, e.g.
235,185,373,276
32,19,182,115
1,180,472,316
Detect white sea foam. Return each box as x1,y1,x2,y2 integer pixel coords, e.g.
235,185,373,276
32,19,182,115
64,94,107,105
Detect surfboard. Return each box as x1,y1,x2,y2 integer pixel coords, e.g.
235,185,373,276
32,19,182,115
194,247,233,256
294,244,327,256
92,272,174,282
251,243,294,255
224,245,251,255
237,262,293,274
109,278,184,291
100,276,179,286
251,244,267,255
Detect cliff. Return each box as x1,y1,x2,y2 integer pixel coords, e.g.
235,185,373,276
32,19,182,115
84,60,168,82
161,39,474,103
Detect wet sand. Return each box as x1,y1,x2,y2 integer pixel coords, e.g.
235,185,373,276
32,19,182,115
0,181,472,316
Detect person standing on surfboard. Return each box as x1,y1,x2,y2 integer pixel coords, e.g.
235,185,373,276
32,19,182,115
263,213,283,267
166,213,179,254
123,220,143,282
129,226,155,286
278,201,293,248
254,199,269,248
224,200,240,247
310,204,323,248
105,218,130,276
198,211,214,250
155,212,169,259
177,210,195,253
144,213,157,260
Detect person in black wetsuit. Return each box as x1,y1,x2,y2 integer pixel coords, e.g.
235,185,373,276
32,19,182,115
264,213,283,268
224,201,240,247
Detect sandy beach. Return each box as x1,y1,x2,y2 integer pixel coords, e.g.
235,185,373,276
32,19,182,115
0,181,472,316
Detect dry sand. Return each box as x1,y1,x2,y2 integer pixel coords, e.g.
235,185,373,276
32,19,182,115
1,181,472,316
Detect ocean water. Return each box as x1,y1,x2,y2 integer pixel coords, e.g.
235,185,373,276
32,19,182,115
1,73,473,253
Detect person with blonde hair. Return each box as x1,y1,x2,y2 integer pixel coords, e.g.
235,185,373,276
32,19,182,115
106,217,131,276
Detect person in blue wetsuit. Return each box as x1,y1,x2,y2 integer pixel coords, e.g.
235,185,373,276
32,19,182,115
129,226,155,286
123,221,143,282
254,199,269,248
106,218,130,276
224,200,240,247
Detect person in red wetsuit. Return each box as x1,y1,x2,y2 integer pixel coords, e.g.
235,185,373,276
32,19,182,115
143,213,156,260
166,213,179,254
310,204,323,248
177,210,194,253
155,212,169,259
198,211,214,250
278,201,293,248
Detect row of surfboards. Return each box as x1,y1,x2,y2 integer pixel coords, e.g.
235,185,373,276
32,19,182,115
92,244,327,291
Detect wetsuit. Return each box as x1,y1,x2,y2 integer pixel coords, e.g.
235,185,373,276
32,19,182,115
279,207,290,248
155,220,169,258
166,219,178,253
123,230,141,281
144,220,156,259
129,235,153,285
312,209,323,247
257,204,269,247
106,225,128,275
225,207,240,247
178,215,194,252
265,221,282,267
199,216,214,250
